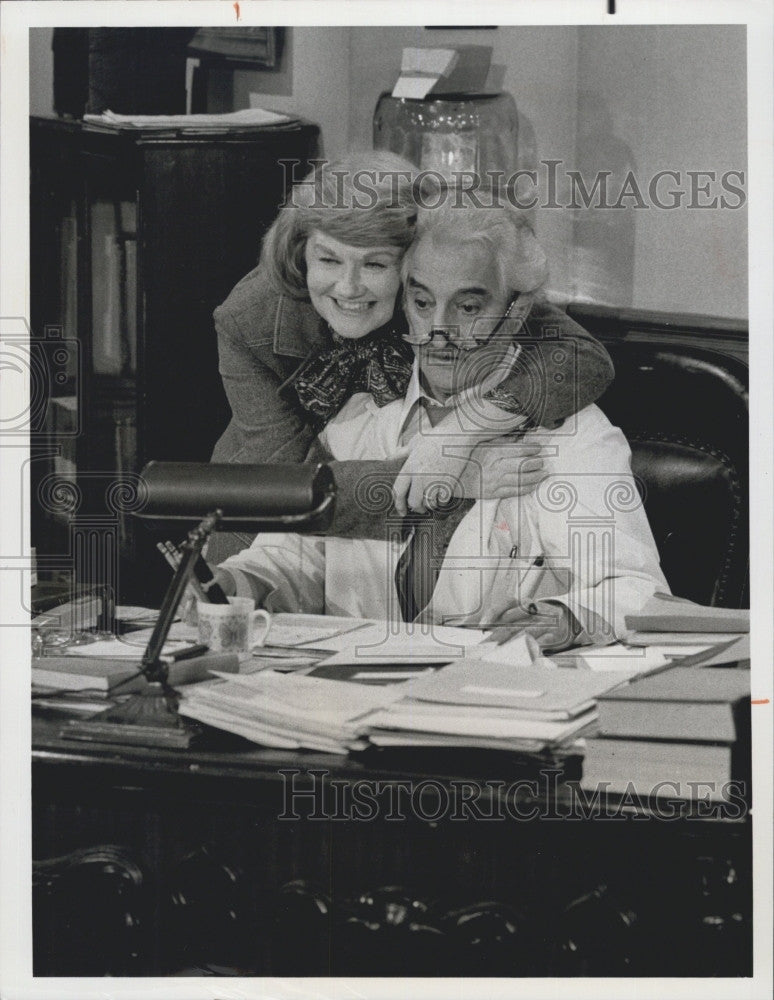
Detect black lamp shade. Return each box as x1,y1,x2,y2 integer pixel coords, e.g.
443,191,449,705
135,462,336,533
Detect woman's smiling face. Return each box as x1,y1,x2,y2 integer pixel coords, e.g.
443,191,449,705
304,230,403,339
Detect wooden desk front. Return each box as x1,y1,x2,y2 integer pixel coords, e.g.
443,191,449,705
31,713,752,978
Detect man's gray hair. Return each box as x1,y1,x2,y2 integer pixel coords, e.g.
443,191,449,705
402,189,548,296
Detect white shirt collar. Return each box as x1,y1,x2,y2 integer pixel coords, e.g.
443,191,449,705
397,360,449,438
398,345,519,436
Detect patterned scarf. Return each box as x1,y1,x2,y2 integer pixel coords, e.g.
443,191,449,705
292,330,415,422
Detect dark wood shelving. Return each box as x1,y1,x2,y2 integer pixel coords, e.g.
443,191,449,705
30,114,320,604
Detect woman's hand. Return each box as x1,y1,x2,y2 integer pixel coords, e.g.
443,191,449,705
486,601,579,653
393,439,473,515
393,433,548,515
460,436,548,501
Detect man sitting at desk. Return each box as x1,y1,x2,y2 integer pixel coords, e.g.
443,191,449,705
210,199,669,652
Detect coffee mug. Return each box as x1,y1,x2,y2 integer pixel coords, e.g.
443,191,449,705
196,596,271,653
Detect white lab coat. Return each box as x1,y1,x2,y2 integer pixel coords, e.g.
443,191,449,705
220,365,668,643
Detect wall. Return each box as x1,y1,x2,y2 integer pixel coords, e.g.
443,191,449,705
29,28,55,115
345,26,581,305
575,25,747,319
232,27,350,158
26,24,748,319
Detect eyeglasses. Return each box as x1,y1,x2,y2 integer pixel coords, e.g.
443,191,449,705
401,294,522,352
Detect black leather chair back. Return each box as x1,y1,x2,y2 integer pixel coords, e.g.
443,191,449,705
594,342,748,607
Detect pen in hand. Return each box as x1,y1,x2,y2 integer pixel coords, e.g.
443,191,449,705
484,603,540,645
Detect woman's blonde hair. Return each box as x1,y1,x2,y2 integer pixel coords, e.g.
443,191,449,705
261,151,420,298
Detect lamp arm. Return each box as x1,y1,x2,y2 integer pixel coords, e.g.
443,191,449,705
141,510,222,684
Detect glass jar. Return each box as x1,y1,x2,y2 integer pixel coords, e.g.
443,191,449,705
373,92,519,183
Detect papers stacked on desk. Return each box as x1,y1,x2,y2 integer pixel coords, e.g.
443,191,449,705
362,660,638,753
318,621,485,666
174,618,491,752
59,635,194,659
83,108,296,133
178,670,406,754
262,613,373,648
123,614,479,658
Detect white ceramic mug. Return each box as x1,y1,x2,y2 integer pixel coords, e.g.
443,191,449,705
196,596,271,653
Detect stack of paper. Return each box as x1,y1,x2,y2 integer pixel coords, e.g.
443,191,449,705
178,670,406,754
362,660,638,753
127,614,484,661
319,621,485,665
83,108,295,133
262,613,372,648
60,635,195,659
552,643,670,673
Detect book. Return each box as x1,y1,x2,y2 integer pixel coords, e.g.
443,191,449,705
91,202,122,375
580,736,750,802
60,214,78,340
624,595,749,633
32,691,123,715
596,666,751,741
62,695,203,750
126,614,398,654
31,651,239,693
32,655,147,694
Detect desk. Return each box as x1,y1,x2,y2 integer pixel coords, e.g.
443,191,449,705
32,712,751,978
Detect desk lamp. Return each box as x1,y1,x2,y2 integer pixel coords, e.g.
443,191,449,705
63,462,335,748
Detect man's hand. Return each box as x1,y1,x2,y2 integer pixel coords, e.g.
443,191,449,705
486,601,579,653
178,570,237,626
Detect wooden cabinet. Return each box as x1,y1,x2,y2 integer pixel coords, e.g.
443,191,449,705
29,115,319,603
